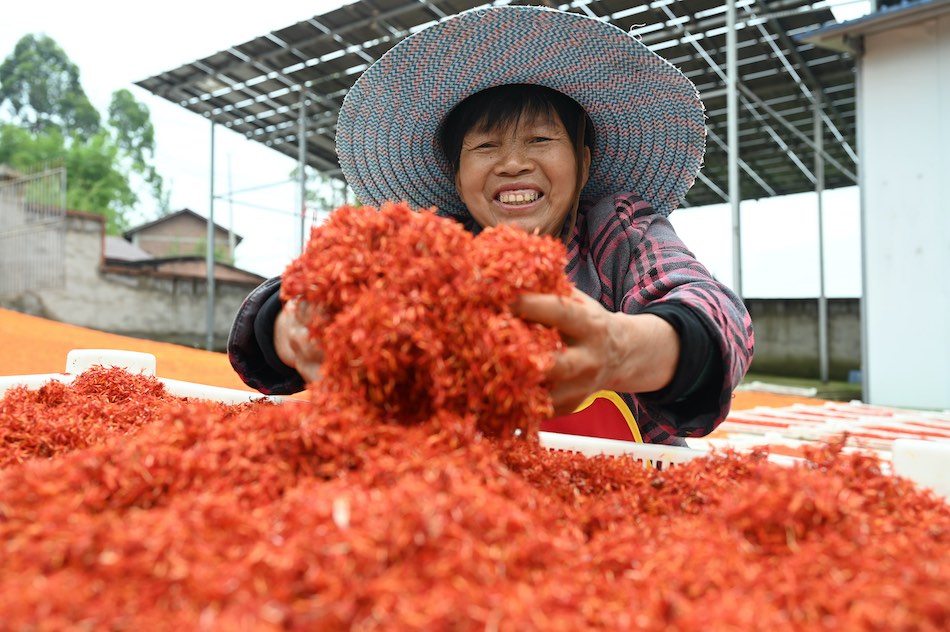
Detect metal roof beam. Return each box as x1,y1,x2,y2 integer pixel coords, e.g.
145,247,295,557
654,3,831,191
172,56,308,131
221,3,458,124
165,75,280,139
167,0,450,89
304,17,375,63
738,83,857,182
220,50,343,117
414,0,449,20
740,88,817,184
269,124,338,157
706,126,778,197
250,110,339,145
695,170,729,203
636,0,841,48
654,2,780,197
746,0,858,164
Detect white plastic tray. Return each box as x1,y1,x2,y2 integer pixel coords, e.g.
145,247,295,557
0,349,709,470
4,349,948,492
0,349,282,406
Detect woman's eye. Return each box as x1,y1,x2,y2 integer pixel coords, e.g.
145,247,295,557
531,136,553,143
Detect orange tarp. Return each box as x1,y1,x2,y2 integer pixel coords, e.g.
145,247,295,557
0,308,813,410
0,308,254,392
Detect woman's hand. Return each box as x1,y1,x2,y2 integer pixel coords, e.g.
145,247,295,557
512,287,680,416
274,299,324,384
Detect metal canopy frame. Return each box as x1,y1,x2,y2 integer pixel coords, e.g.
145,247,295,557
135,0,858,209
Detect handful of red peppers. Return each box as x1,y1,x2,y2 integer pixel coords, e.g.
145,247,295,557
281,201,572,438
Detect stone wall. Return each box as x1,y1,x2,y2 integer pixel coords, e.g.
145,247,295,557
1,212,262,351
746,297,861,381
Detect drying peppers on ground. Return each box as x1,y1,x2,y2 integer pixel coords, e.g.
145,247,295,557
1,204,948,630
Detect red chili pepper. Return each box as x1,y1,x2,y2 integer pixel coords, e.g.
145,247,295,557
281,202,571,439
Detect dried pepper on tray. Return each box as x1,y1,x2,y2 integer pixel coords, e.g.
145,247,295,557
0,366,174,467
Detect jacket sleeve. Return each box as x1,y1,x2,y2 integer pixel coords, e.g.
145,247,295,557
572,193,755,439
227,277,306,395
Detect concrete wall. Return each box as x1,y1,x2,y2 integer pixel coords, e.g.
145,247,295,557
746,298,861,381
1,212,262,351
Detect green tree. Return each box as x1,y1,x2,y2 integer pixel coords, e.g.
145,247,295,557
0,34,100,138
0,124,135,234
0,34,168,232
109,88,167,212
293,165,354,218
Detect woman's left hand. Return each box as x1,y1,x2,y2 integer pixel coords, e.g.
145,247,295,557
512,287,680,416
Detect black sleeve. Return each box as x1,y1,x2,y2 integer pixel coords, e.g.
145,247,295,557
636,301,724,433
227,277,306,395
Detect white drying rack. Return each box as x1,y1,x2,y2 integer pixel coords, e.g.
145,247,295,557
0,349,706,470
0,349,284,406
1,349,948,494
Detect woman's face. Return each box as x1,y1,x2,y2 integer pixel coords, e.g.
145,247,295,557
455,110,590,237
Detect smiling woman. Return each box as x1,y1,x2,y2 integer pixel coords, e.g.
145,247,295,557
228,5,756,446
442,84,592,239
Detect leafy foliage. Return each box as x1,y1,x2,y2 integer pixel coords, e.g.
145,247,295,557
0,34,100,138
109,88,166,207
0,124,134,234
0,34,168,233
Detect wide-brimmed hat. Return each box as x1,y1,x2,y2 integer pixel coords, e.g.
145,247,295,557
335,5,706,218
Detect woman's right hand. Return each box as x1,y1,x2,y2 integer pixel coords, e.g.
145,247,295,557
274,299,324,384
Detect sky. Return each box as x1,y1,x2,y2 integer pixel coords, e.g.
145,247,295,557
0,0,871,298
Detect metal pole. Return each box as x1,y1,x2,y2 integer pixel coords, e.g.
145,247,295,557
815,102,829,383
856,55,869,403
727,0,742,298
297,94,308,256
227,153,236,264
206,120,217,352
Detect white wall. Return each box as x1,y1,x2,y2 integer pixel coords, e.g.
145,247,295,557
861,12,950,409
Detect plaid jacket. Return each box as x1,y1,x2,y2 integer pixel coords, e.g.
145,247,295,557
228,193,754,445
564,193,754,444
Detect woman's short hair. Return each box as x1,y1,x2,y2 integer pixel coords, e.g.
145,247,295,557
439,84,595,173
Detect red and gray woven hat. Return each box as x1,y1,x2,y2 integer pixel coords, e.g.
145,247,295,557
335,5,706,218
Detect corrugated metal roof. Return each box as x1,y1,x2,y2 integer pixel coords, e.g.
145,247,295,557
122,208,244,243
135,0,859,208
103,236,154,262
802,0,949,53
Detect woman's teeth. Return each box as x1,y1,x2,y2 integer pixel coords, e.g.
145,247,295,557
498,191,540,204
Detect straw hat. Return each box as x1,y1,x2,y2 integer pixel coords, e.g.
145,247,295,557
335,5,706,217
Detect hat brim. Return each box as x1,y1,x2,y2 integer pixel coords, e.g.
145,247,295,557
335,6,706,217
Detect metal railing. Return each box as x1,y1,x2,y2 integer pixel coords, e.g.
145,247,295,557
0,167,67,298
